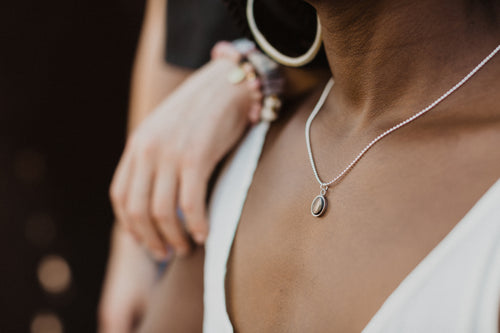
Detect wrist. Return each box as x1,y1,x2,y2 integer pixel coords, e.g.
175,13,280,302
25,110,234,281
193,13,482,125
211,39,285,123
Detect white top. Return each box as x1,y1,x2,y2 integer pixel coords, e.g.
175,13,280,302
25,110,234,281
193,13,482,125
204,122,500,333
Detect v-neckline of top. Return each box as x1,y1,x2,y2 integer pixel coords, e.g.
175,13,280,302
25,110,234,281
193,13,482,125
220,179,500,332
360,178,500,332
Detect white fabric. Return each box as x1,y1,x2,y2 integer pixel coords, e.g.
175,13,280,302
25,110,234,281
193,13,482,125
204,122,500,333
204,122,270,332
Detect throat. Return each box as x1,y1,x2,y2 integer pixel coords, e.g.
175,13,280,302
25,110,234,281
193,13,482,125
310,0,500,122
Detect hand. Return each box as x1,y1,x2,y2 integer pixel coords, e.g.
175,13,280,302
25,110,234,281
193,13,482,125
110,59,261,258
98,226,158,333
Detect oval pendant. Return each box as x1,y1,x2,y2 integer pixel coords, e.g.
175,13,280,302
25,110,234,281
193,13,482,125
311,195,327,217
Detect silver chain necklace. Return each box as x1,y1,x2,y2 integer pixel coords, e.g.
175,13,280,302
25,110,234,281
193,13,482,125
306,44,500,217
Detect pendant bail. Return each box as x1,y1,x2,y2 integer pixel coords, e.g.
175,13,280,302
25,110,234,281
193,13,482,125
320,184,328,196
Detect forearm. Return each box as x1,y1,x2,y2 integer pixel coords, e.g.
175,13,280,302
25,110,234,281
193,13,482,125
99,224,157,333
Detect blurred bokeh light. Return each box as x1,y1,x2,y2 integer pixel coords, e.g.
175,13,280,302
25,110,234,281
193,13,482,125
31,312,63,333
37,255,72,294
0,1,145,331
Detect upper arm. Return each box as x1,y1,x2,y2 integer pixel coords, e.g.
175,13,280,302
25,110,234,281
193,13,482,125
128,0,193,132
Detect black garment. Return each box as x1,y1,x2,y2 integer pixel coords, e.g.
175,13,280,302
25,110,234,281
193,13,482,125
166,0,241,69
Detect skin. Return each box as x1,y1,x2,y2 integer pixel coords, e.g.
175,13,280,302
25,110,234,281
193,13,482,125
111,58,260,258
146,0,500,331
136,246,205,333
99,226,157,333
225,1,500,332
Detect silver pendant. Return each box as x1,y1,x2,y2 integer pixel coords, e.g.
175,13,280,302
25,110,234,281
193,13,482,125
311,185,328,217
311,195,327,217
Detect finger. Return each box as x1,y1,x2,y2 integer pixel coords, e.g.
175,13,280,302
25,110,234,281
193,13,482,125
211,41,241,62
110,151,138,237
126,153,167,260
151,166,191,256
179,163,209,245
248,103,262,123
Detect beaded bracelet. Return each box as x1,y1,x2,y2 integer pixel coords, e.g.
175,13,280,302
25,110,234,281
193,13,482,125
211,39,285,122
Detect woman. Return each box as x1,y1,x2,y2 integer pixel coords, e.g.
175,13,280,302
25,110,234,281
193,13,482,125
149,0,500,331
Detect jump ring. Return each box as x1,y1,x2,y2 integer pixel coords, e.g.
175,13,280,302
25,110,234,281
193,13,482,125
320,184,328,196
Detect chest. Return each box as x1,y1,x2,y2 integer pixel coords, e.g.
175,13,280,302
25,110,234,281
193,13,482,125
224,111,500,332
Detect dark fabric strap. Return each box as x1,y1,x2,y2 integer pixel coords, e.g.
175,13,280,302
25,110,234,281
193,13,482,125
166,0,241,69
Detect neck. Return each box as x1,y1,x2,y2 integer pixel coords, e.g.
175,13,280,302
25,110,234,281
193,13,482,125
310,0,500,126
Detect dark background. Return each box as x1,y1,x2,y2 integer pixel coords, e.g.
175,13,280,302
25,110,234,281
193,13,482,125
0,0,145,331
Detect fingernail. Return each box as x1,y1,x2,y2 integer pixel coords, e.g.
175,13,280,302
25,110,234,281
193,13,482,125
193,232,206,245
